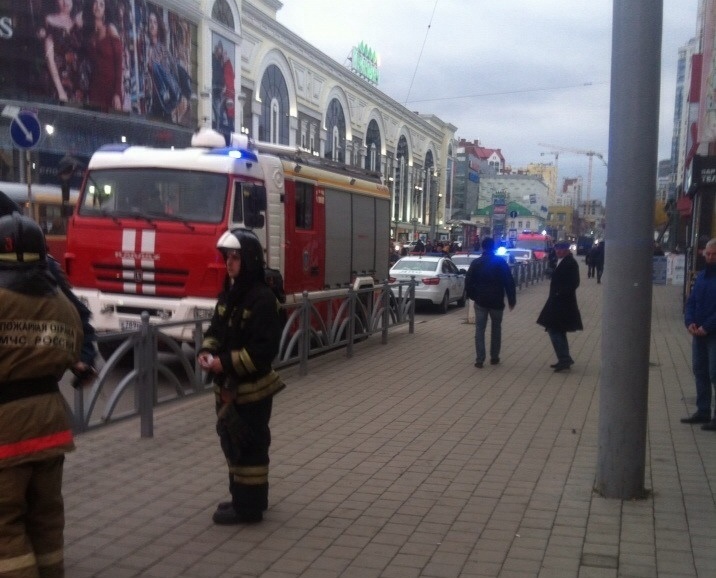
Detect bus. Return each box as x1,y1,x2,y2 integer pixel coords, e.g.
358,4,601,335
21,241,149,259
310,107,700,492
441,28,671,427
0,181,79,260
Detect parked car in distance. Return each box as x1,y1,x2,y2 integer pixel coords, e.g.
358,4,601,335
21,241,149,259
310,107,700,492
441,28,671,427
504,248,536,263
576,235,595,256
389,255,466,313
450,252,481,272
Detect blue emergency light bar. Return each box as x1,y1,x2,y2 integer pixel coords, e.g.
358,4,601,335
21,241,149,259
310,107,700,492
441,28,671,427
206,147,258,162
97,143,131,152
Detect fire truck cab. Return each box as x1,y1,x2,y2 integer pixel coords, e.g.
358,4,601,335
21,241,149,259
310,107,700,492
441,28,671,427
65,128,390,342
513,230,553,261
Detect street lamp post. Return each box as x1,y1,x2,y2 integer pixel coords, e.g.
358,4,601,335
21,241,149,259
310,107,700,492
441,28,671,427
410,217,419,240
57,155,83,233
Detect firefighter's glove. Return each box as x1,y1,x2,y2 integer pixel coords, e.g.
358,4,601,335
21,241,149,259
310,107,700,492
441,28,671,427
71,362,98,389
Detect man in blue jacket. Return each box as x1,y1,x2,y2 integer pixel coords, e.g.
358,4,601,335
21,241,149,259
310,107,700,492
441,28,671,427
681,238,716,428
465,237,516,368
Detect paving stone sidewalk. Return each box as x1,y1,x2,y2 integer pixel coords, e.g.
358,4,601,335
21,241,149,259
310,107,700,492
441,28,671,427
62,277,716,577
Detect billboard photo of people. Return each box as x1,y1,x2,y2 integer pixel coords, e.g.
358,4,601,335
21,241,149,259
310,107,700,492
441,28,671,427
143,2,192,124
0,0,196,126
40,0,85,105
211,31,236,135
82,0,124,112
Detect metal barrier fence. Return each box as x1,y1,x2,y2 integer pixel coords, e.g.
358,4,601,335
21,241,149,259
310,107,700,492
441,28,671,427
512,259,549,289
69,281,416,436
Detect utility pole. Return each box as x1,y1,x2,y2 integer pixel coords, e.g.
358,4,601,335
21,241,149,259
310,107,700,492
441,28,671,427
595,0,662,499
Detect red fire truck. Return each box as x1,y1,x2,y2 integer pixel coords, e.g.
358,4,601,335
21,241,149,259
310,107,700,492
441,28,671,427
65,128,390,348
513,230,553,260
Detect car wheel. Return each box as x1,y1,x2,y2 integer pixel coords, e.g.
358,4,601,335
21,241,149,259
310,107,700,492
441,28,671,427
438,291,449,314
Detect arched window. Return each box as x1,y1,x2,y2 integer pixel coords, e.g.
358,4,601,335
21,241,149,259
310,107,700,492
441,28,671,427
396,135,408,222
259,65,289,144
271,99,280,143
365,120,381,172
332,126,340,162
424,150,436,225
445,144,454,221
212,0,235,29
324,99,346,163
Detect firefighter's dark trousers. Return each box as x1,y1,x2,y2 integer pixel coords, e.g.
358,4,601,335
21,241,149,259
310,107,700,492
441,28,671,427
0,456,65,578
216,396,273,514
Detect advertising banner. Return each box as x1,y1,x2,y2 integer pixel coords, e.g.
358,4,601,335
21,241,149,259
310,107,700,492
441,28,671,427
0,0,196,127
652,256,667,285
211,31,236,135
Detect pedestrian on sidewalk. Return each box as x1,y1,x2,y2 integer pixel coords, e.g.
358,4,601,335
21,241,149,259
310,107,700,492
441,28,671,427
593,240,605,283
585,245,595,278
0,213,83,577
465,236,516,368
537,240,583,371
197,228,286,524
680,237,716,428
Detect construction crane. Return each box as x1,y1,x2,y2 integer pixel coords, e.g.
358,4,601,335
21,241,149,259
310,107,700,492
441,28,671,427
539,150,560,197
538,143,607,206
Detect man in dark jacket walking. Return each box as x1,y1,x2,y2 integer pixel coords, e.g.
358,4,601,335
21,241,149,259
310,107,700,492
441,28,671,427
592,240,605,283
465,237,516,368
537,240,583,371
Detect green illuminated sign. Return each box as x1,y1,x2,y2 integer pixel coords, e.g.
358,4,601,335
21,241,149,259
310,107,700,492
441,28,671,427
351,42,379,85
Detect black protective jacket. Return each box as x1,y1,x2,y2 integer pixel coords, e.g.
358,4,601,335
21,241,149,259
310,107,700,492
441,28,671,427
200,280,285,404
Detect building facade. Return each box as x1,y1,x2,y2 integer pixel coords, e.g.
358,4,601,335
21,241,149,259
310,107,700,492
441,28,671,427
450,146,480,221
545,205,575,241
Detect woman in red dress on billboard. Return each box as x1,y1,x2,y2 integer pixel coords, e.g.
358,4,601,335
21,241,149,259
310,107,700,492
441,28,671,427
43,0,84,103
84,0,124,112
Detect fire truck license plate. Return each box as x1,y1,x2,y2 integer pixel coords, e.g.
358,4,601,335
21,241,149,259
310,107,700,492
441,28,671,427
120,319,143,331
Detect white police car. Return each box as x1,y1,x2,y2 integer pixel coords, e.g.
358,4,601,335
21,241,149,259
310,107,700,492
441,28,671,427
389,255,466,313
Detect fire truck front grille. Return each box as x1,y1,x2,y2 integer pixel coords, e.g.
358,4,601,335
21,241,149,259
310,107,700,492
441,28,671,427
116,305,165,316
92,263,190,295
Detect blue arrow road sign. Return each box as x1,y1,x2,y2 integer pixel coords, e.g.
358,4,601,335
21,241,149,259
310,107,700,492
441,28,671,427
10,111,41,149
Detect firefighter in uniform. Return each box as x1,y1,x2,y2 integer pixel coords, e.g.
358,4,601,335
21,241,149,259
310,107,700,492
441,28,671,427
197,228,285,524
0,213,82,578
0,191,97,386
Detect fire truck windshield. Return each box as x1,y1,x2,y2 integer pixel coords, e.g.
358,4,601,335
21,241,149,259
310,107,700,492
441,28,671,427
78,169,228,224
515,238,547,251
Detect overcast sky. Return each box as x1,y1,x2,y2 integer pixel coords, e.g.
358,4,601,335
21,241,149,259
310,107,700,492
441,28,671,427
276,0,699,202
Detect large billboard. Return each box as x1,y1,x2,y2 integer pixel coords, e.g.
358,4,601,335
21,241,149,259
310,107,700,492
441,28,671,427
211,30,236,135
0,0,196,127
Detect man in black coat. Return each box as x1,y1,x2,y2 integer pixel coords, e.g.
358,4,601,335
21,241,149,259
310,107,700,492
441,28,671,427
537,241,583,371
592,240,605,283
